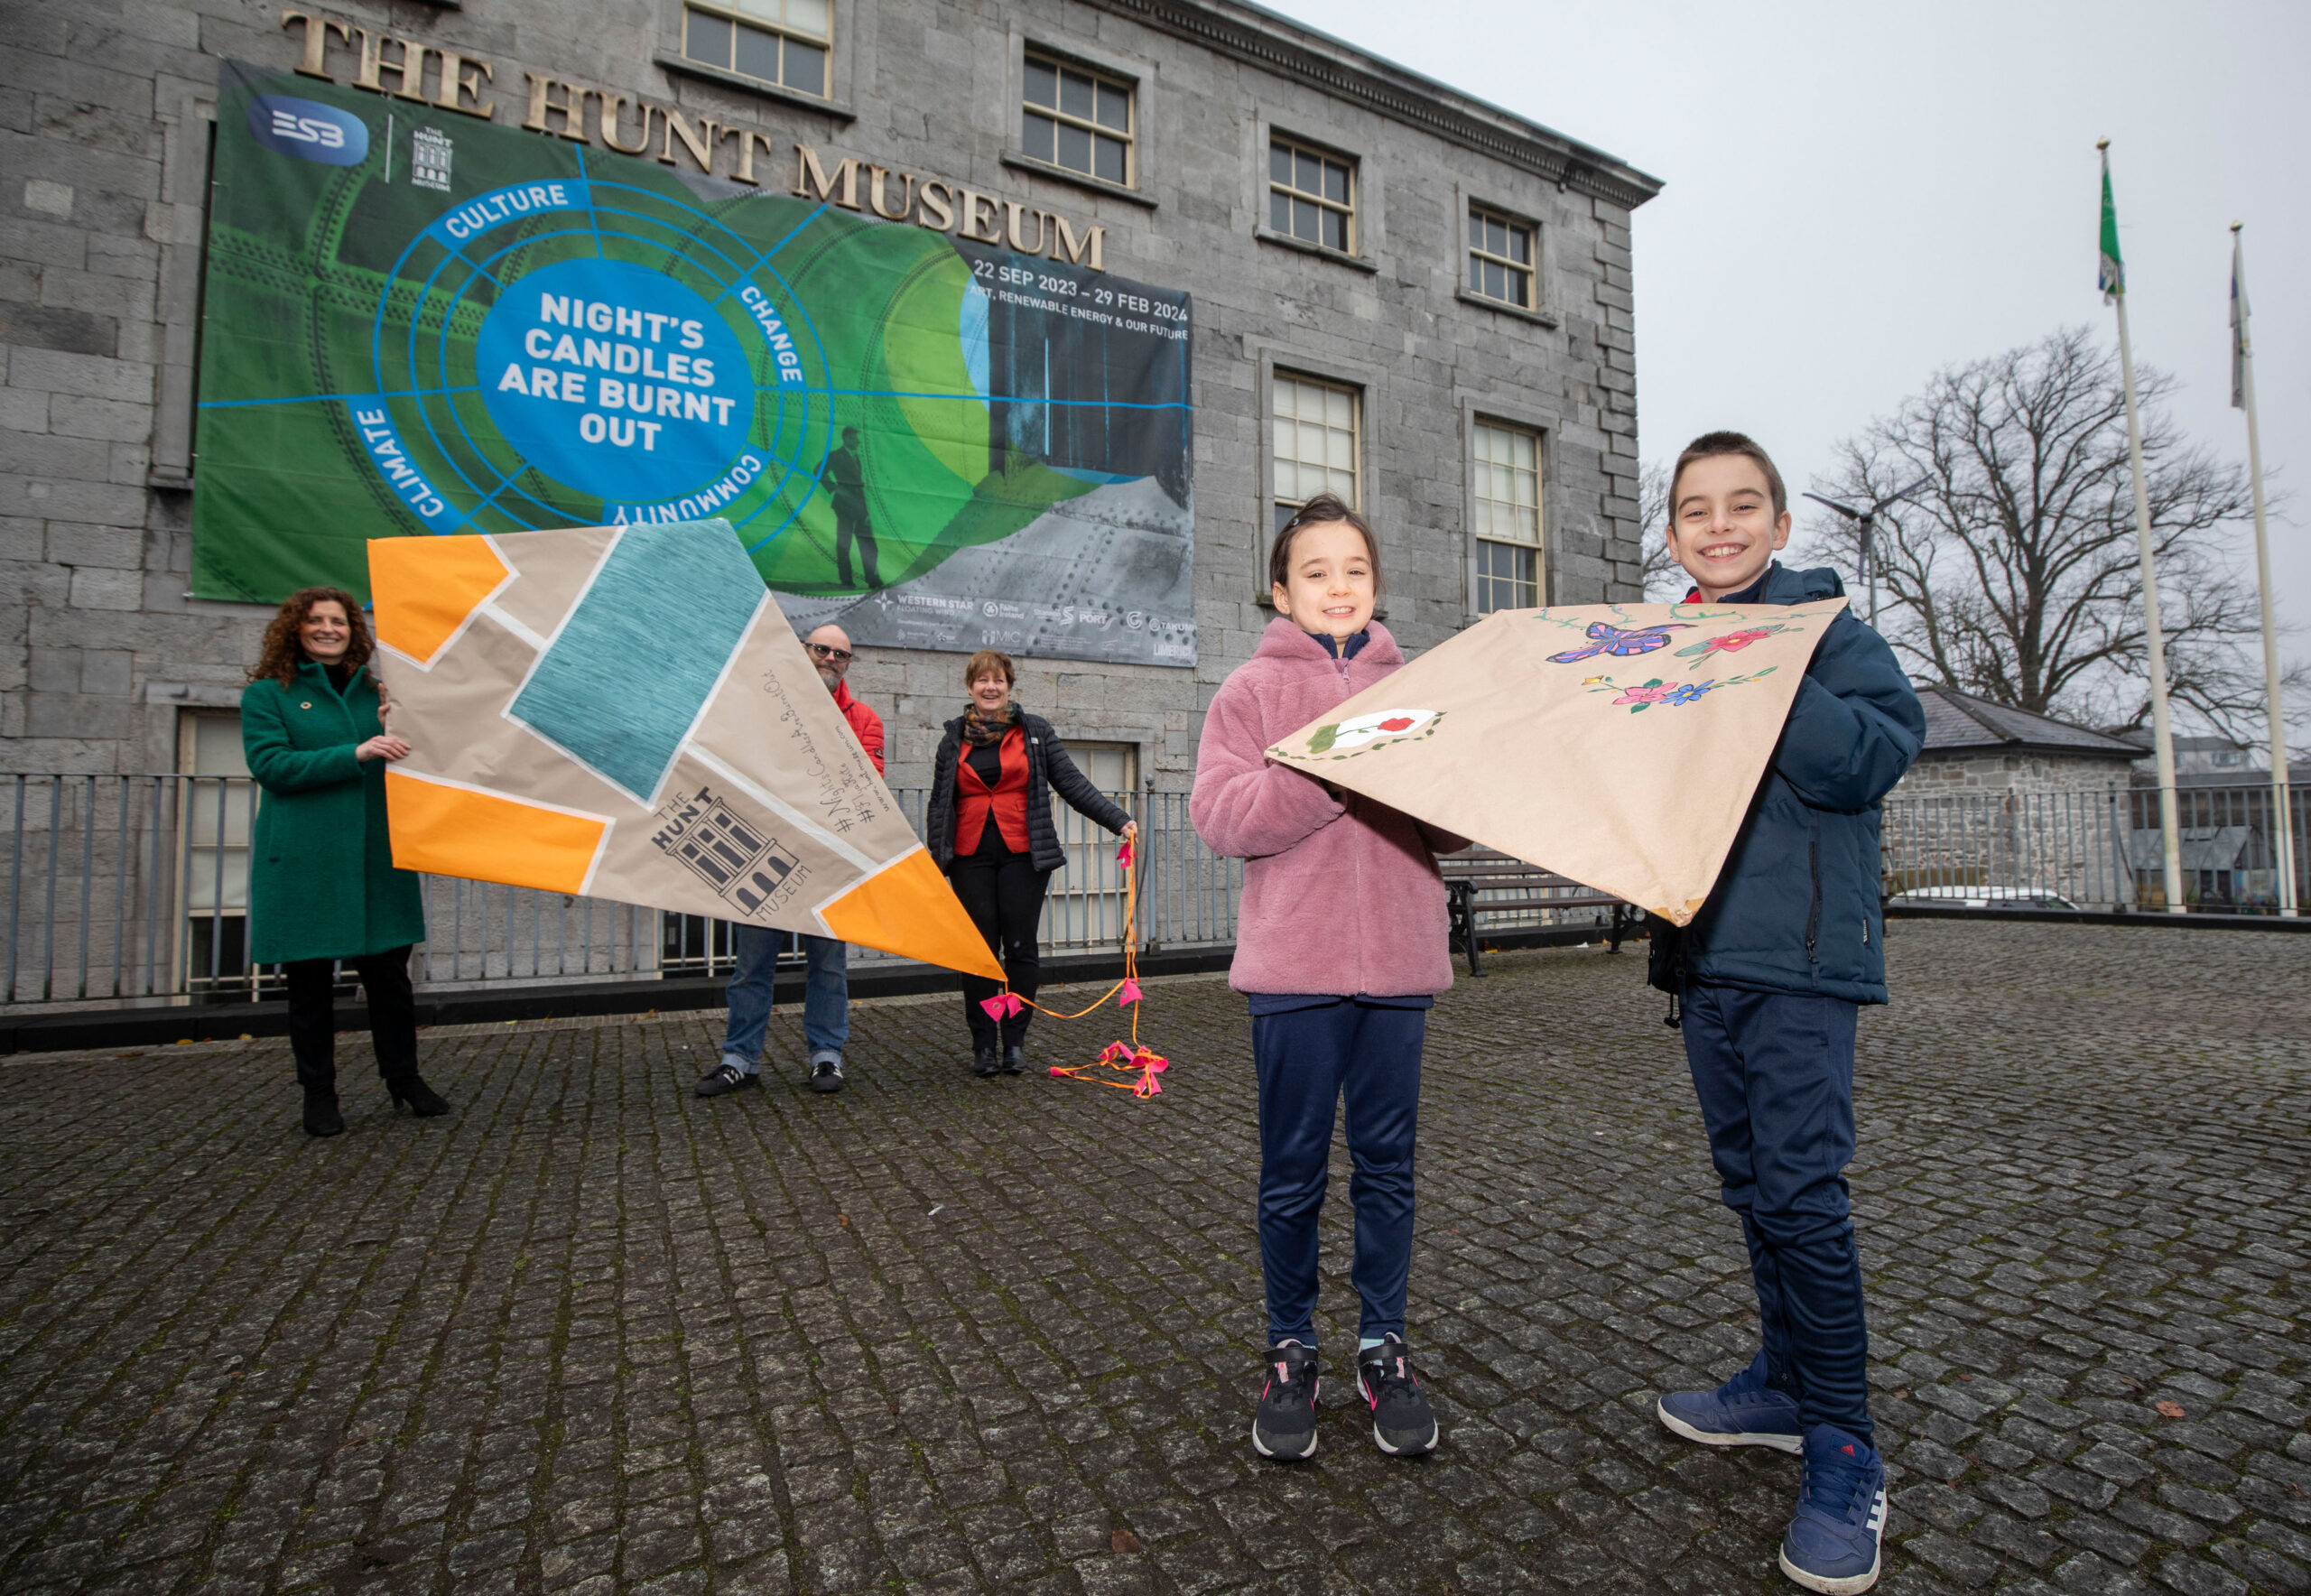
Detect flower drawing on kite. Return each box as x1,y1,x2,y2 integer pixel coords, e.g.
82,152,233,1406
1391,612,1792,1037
1545,620,1694,663
1675,624,1789,659
1301,709,1444,756
1585,666,1777,713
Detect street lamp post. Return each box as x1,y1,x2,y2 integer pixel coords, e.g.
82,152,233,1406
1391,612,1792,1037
1802,478,1930,627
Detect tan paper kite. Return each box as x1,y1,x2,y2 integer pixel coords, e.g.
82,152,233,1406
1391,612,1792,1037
1266,601,1847,924
366,518,1005,979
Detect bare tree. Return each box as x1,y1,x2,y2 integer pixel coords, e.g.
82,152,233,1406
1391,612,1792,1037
1803,325,2293,738
1636,461,1687,601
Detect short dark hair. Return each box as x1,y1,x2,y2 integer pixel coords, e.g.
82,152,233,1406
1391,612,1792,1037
1668,431,1787,521
1269,492,1384,595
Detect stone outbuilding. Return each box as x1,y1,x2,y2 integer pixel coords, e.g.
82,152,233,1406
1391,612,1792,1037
1896,685,2142,797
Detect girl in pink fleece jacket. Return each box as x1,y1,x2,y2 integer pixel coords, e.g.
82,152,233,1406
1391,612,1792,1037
1189,493,1465,1464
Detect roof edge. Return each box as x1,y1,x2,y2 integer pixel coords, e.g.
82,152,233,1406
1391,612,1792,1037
1074,0,1664,209
1916,683,2145,760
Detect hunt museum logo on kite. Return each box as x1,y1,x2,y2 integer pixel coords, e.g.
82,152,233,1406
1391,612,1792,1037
650,786,808,918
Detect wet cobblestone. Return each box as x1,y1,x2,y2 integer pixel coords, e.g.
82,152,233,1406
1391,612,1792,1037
0,921,2305,1594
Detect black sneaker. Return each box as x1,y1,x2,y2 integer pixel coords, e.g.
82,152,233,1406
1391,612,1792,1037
1357,1333,1439,1455
695,1061,758,1098
808,1052,845,1093
971,1045,1000,1078
1251,1340,1321,1461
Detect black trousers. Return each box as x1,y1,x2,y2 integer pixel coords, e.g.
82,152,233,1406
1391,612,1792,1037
951,855,1050,1047
285,947,420,1094
835,513,880,588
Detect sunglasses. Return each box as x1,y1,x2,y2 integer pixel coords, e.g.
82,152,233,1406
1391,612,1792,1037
807,643,854,663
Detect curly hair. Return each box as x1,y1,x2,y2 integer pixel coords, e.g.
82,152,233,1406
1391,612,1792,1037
250,587,378,691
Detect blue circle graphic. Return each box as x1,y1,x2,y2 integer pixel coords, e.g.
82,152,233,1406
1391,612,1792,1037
474,257,756,503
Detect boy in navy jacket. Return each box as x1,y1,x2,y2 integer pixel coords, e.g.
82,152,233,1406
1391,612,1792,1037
1647,433,1926,1596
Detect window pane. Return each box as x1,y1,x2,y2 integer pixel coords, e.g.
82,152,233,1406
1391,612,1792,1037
1324,428,1353,471
782,37,825,93
1469,253,1483,293
1508,225,1531,264
1292,196,1318,242
1269,190,1291,233
1296,150,1320,195
1095,135,1126,185
1469,211,1483,247
733,22,779,80
1059,68,1093,120
685,9,733,67
1095,80,1129,132
735,0,781,22
1056,121,1091,173
1508,264,1530,306
1274,379,1297,418
784,0,830,36
1329,468,1356,501
1513,431,1536,470
1025,58,1057,108
1023,111,1055,163
1323,160,1347,204
1275,459,1299,501
1322,208,1345,252
1275,501,1300,535
1270,142,1292,184
1323,385,1351,430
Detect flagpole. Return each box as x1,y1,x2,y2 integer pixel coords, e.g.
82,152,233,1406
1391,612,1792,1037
2233,224,2297,915
2100,140,2186,914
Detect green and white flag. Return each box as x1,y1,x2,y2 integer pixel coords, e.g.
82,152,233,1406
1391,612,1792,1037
2099,144,2125,301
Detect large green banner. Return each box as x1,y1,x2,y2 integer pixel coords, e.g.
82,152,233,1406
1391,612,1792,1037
191,60,1195,664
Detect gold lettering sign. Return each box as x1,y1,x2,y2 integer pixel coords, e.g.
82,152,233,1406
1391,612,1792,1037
278,9,1109,269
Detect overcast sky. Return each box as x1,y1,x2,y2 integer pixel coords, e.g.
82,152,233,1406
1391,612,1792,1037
1264,0,2310,735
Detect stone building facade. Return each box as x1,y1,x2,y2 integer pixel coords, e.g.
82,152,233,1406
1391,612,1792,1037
1,0,1659,796
1896,685,2141,797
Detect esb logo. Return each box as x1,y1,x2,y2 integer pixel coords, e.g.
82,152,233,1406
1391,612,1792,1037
246,96,368,166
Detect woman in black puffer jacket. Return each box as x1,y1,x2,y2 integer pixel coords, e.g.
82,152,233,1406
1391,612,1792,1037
924,649,1135,1077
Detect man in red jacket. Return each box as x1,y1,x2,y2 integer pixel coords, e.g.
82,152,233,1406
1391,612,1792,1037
697,623,886,1097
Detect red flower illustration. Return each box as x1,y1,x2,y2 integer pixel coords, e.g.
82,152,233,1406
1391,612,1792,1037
1378,716,1415,732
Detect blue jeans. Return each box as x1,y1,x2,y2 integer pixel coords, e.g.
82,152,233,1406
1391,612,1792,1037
1681,983,1870,1439
1251,998,1426,1344
721,924,849,1065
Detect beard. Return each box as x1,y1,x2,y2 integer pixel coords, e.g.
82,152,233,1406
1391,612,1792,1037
816,665,842,692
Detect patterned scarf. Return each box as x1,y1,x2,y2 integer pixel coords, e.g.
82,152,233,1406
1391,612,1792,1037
961,700,1019,748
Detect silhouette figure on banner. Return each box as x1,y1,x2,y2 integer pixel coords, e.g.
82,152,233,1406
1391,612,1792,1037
821,427,880,589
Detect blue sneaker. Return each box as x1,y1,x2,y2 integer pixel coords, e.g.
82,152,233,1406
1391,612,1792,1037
1778,1425,1887,1594
1656,1350,1804,1453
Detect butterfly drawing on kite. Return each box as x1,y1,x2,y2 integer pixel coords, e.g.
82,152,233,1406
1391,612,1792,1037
1546,621,1694,663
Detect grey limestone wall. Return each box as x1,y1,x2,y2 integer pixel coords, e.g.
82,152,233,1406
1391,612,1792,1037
1895,749,2137,798
0,0,1650,792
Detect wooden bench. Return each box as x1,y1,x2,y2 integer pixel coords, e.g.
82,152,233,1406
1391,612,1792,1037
1438,847,1631,975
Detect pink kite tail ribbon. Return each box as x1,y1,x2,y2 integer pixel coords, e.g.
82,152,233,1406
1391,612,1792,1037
1116,839,1134,868
979,992,1025,1021
1117,979,1143,1007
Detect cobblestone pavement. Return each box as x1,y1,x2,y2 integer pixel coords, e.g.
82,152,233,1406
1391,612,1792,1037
0,921,2306,1596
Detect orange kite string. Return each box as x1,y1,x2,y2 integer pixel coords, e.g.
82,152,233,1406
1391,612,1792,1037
979,837,1169,1097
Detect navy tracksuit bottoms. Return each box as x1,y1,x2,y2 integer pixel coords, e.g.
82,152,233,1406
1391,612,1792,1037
1681,983,1872,1440
1251,998,1425,1344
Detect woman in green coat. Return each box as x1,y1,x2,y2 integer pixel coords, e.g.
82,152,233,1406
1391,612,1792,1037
242,587,448,1137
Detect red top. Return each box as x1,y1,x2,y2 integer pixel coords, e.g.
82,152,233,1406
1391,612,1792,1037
832,681,885,775
953,726,1030,856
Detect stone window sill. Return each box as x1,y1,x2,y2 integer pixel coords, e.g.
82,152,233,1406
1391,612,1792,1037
653,51,856,121
1455,284,1558,328
998,153,1157,210
1256,228,1377,274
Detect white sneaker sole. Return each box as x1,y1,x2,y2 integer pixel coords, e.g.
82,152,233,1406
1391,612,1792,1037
1657,1400,1805,1453
1777,1542,1881,1594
